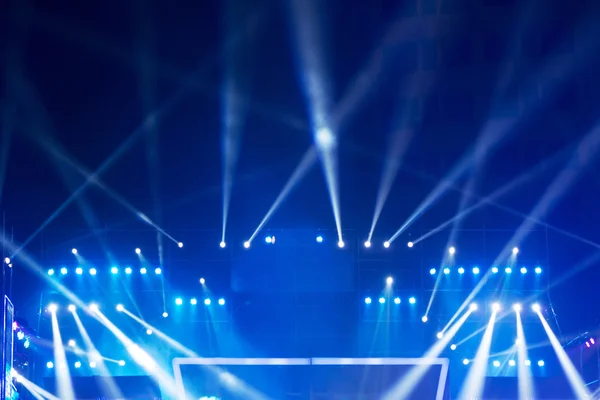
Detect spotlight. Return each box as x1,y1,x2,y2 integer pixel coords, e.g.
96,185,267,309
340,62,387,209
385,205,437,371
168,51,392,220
154,267,162,275
535,266,542,274
140,268,147,274
89,303,99,312
4,257,10,264
386,276,393,285
448,246,456,255
337,240,345,248
68,339,76,347
586,341,590,348
505,267,512,274
393,297,400,304
74,361,81,368
364,297,372,304
46,361,54,369
90,361,97,368
421,316,428,323
525,360,531,366
125,267,132,275
520,267,527,274
60,267,68,275
135,248,141,254
492,302,501,312
162,312,168,318
220,241,226,248
243,241,250,249
190,298,197,305
118,360,126,367
175,298,183,305
116,304,124,312
178,242,184,248
72,248,77,255
469,303,478,311
68,305,76,312
407,241,413,248
265,236,273,244
383,241,390,248
146,329,152,335
508,360,516,367
458,267,465,274
364,241,371,248
48,269,55,276
378,297,385,304
472,266,480,274
513,303,522,312
48,304,58,313
75,267,83,275
316,236,323,243
462,359,469,365
537,360,544,367
200,277,205,284
218,298,226,306
89,268,97,275
436,332,443,339
492,267,499,273
512,247,519,255
493,360,500,367
204,298,211,305
450,344,457,350
17,331,24,340
443,268,450,275
429,268,437,275
591,338,596,345
408,297,416,304
111,267,118,274
531,303,541,312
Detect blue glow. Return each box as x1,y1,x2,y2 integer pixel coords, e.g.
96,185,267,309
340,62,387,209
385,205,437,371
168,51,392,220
218,298,226,306
429,268,436,275
505,267,512,274
520,267,527,274
204,298,211,305
364,297,372,304
378,297,385,304
393,297,401,304
125,267,132,275
492,267,499,273
535,266,542,274
175,298,183,305
458,267,465,274
408,297,416,304
316,236,323,243
538,360,545,367
111,267,119,274
89,268,97,275
443,268,450,275
265,236,272,244
60,267,68,275
472,266,480,274
48,269,55,276
154,268,162,275
190,298,197,305
140,267,147,275
75,267,83,275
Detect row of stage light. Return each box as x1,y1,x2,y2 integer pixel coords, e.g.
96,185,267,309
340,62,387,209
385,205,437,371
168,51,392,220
47,266,163,276
429,266,543,275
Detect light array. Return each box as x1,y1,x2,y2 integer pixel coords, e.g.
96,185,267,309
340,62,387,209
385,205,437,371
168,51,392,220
47,266,162,276
462,358,545,367
429,266,542,275
45,360,125,369
173,297,226,306
364,296,417,305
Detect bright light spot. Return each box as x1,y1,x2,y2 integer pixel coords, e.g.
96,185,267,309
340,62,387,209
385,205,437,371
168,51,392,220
74,361,81,369
463,359,469,365
337,240,345,248
537,360,545,367
89,361,97,368
443,268,450,275
436,332,443,339
199,277,205,284
135,248,141,254
472,266,480,274
492,302,501,312
89,268,97,275
364,241,371,248
512,247,519,255
448,246,456,255
111,267,118,274
409,297,416,304
140,268,147,274
204,298,211,306
71,248,77,255
493,360,501,367
243,241,250,249
48,304,58,313
17,331,25,340
118,360,126,367
125,267,132,275
378,297,385,304
429,268,437,275
407,241,413,248
383,241,390,248
68,305,76,312
386,276,393,285
4,257,10,264
532,303,541,312
450,344,457,350
220,241,226,248
190,298,197,305
421,316,428,323
316,127,334,149
265,236,273,244
162,312,168,318
505,267,512,274
218,298,226,306
535,266,542,274
591,338,596,345
513,303,522,312
364,297,372,304
60,267,68,275
525,360,531,366
46,361,54,369
116,304,124,312
178,242,184,248
68,339,76,347
75,267,83,275
492,267,499,273
508,360,516,367
175,298,183,306
458,267,465,274
316,236,323,243
48,269,55,276
393,297,400,304
89,303,99,312
470,303,478,311
146,329,152,335
520,267,527,274
154,268,162,275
